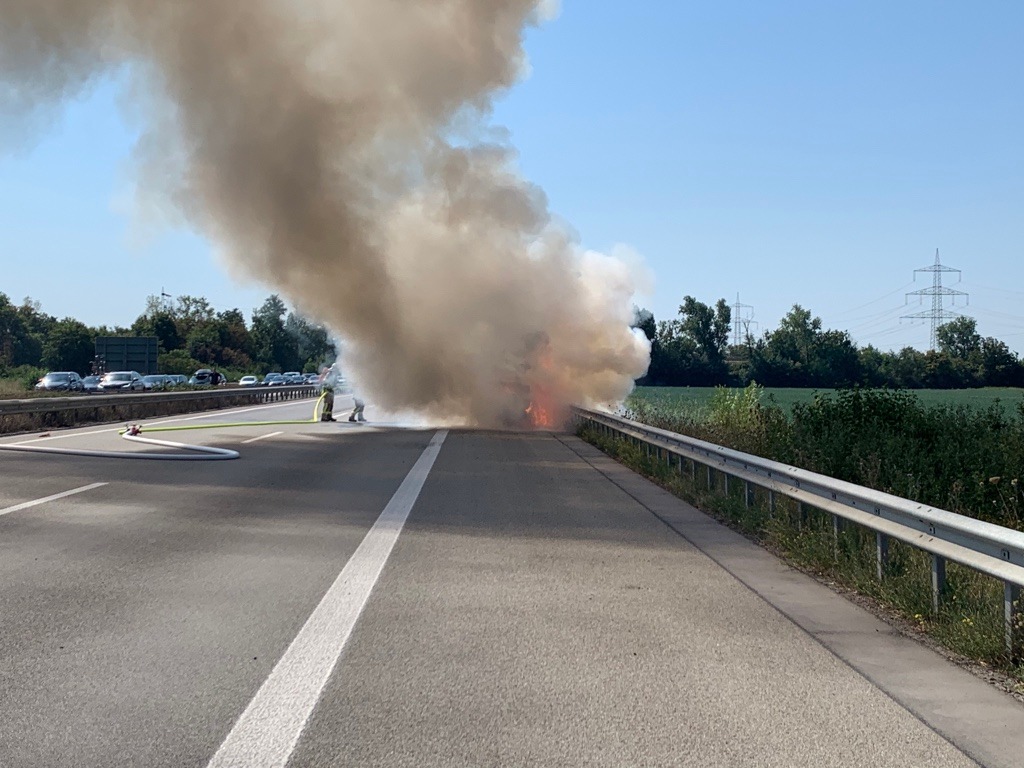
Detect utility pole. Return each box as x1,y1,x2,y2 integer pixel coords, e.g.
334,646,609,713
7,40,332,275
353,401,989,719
902,249,969,350
160,288,173,313
731,293,755,347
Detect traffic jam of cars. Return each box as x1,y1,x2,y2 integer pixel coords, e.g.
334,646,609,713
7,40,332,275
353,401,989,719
32,369,321,394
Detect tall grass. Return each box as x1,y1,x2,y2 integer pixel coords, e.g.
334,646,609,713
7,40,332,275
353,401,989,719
627,384,1024,530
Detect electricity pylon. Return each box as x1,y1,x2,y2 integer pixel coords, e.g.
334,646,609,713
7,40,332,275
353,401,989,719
902,249,969,350
731,293,755,347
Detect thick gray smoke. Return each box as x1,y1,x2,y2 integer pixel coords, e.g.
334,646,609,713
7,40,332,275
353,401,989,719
1,0,650,426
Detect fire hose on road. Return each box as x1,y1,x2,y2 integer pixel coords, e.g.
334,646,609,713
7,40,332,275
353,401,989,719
0,392,332,461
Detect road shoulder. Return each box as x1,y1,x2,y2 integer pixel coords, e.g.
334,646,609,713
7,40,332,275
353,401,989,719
560,434,1024,768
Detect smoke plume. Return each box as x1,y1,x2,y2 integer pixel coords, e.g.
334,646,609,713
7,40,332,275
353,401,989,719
1,0,650,426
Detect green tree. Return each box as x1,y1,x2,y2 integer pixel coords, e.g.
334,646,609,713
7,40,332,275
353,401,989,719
285,312,335,372
17,297,55,342
41,318,94,373
0,292,41,370
159,349,203,376
251,295,298,371
132,310,182,352
936,317,982,361
173,295,215,340
978,337,1023,387
678,296,731,372
186,323,222,365
215,309,250,354
749,305,860,387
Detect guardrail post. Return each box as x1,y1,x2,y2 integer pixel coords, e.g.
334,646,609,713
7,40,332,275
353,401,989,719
1005,583,1021,659
876,532,889,581
931,555,947,615
832,515,843,559
797,501,807,530
768,490,777,516
744,480,754,509
691,459,697,481
706,465,714,491
723,472,731,495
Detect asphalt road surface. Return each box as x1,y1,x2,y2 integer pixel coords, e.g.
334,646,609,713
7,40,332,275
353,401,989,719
1,399,1022,767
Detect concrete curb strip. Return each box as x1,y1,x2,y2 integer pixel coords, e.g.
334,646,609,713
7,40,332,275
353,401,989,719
560,434,1024,768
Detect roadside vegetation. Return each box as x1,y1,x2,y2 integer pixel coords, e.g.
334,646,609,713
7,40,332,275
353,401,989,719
625,384,1024,529
581,384,1024,676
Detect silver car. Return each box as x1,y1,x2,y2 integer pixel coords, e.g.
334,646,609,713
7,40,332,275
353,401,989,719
99,371,145,392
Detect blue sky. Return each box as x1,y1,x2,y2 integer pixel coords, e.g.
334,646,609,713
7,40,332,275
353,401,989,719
2,1,1022,352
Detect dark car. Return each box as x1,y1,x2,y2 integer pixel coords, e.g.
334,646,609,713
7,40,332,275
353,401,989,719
82,375,102,392
99,371,144,392
261,373,286,386
35,372,84,392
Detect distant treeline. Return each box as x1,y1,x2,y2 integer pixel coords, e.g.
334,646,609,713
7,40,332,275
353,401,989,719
634,298,1024,389
0,292,335,381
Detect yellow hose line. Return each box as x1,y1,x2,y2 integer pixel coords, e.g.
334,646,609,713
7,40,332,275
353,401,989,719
119,392,328,435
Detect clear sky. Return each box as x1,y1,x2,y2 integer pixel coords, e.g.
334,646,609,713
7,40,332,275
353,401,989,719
2,1,1022,352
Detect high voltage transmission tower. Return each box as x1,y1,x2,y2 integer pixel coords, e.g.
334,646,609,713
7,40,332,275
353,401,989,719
901,249,969,350
731,293,757,346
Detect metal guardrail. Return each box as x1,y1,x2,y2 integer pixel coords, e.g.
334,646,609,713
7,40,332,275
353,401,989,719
573,406,1024,655
0,385,316,421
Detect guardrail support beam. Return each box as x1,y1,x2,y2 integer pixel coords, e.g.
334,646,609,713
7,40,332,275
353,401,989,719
706,465,714,491
876,532,889,581
931,555,947,615
744,480,754,509
1006,583,1021,659
723,472,731,496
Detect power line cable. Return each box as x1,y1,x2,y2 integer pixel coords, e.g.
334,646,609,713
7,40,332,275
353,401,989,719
828,281,917,318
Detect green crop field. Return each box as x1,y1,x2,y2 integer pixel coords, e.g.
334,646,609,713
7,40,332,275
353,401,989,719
628,386,1024,414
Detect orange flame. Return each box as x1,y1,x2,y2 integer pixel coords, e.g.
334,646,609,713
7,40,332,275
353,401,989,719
524,386,557,429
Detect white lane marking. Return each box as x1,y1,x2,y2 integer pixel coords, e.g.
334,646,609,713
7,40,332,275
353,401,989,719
241,431,284,445
0,482,108,518
3,400,313,446
207,429,448,768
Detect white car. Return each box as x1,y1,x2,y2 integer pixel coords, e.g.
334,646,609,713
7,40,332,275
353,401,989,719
238,375,259,387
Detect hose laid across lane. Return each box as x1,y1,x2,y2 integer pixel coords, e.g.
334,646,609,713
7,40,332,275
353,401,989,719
0,392,331,461
0,432,240,460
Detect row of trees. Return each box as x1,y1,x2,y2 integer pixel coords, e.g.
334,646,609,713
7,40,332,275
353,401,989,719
636,298,1024,389
0,292,336,380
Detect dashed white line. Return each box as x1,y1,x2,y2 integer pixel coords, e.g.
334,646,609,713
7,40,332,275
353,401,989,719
0,482,108,517
206,429,448,768
241,431,284,445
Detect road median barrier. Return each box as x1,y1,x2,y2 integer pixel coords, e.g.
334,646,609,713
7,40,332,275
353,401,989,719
0,386,318,435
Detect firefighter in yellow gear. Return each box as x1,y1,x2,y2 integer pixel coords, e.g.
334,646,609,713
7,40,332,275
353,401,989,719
319,365,337,422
